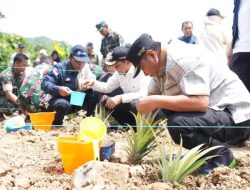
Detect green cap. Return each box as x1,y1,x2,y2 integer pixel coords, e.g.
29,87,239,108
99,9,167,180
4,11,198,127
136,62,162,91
96,21,107,31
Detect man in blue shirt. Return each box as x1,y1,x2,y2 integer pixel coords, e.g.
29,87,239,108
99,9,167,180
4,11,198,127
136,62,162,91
41,45,100,126
178,21,197,44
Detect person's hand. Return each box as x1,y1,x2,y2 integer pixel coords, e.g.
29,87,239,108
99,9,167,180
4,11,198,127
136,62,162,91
16,100,28,115
105,95,122,109
59,86,72,97
100,95,109,103
79,79,95,91
136,96,156,114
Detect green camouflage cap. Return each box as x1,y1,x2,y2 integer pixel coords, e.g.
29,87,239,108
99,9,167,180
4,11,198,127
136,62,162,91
96,21,107,31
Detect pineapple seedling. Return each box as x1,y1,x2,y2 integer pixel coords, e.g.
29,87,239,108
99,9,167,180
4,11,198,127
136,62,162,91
124,111,165,165
156,134,221,183
94,103,114,127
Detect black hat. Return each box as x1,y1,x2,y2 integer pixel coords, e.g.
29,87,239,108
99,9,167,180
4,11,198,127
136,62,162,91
86,42,93,49
18,43,25,48
127,33,154,78
105,46,128,66
206,8,224,18
70,45,90,63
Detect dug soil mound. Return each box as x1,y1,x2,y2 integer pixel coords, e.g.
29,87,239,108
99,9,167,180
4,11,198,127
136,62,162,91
0,115,249,190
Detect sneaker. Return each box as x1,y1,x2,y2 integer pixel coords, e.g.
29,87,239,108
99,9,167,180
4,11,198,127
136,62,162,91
196,147,236,175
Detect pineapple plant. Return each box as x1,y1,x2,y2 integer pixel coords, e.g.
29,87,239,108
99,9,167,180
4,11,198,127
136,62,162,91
155,133,221,183
124,111,165,165
94,103,114,127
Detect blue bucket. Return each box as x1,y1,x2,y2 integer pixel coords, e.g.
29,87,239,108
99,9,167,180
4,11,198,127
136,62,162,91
70,91,86,106
100,141,115,161
4,116,33,133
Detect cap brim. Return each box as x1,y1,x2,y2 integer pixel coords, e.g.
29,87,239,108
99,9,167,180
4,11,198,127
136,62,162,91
105,60,116,66
73,56,90,63
133,65,141,78
97,27,104,32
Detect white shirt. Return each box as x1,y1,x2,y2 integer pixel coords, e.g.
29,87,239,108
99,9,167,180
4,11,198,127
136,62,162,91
233,0,250,53
198,16,231,64
76,64,96,90
149,40,250,123
92,65,151,103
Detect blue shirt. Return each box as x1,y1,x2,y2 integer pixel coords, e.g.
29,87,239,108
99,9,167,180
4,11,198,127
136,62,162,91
178,35,197,44
41,60,78,101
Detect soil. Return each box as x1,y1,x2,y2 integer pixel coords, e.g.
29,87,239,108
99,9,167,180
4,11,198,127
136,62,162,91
0,113,250,190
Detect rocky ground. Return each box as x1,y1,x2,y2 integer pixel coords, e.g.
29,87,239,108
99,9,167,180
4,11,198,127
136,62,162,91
0,113,250,190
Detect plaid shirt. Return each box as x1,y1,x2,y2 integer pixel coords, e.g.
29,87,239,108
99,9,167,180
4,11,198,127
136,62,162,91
148,40,250,123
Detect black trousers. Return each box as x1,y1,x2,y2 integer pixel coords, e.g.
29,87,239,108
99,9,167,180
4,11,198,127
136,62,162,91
48,90,100,126
230,52,250,92
106,102,137,126
161,108,250,150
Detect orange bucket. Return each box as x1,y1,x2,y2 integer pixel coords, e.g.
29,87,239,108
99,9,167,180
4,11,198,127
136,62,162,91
57,136,102,173
29,112,56,131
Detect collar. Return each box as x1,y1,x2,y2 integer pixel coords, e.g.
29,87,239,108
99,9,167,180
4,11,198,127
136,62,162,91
119,64,135,77
158,45,167,78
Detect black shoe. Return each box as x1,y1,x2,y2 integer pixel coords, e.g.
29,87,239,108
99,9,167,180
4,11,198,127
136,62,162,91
196,147,236,175
0,112,4,122
226,140,248,148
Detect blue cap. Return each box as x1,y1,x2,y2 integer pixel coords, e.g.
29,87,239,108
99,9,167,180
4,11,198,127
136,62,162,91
70,45,90,63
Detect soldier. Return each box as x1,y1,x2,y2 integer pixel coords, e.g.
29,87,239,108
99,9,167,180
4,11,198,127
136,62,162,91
41,45,100,127
96,21,124,67
18,56,54,113
0,54,30,121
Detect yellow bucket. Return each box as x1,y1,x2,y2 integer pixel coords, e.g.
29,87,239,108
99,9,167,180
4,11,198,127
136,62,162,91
29,112,56,131
57,136,101,173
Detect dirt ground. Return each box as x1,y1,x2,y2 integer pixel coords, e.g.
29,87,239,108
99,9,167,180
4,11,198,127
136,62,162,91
0,114,250,190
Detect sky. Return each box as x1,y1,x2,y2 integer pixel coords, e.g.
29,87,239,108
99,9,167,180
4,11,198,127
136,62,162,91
0,0,234,52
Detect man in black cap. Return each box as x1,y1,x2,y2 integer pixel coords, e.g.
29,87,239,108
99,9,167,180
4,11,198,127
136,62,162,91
80,46,151,126
41,45,100,127
127,33,250,174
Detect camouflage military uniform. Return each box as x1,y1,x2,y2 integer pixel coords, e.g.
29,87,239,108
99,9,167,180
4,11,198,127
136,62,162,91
18,63,52,113
0,67,23,116
100,31,124,59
